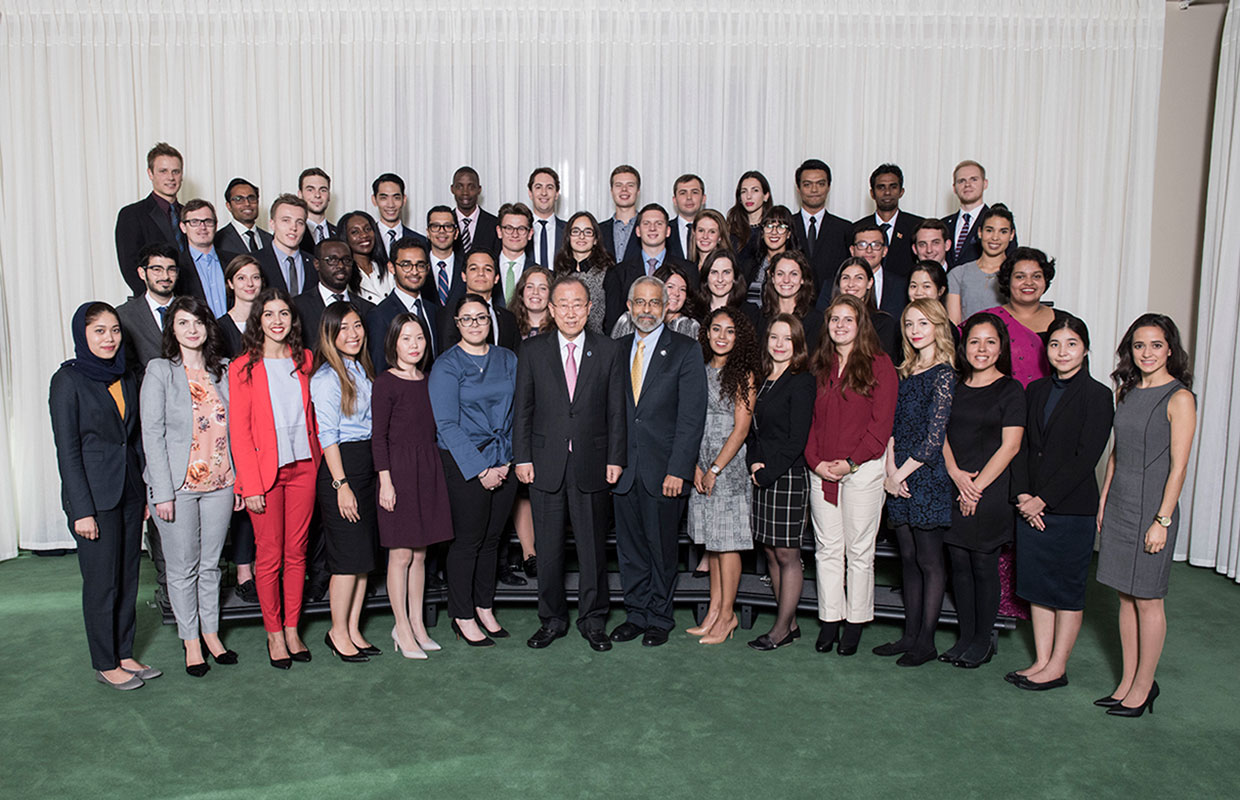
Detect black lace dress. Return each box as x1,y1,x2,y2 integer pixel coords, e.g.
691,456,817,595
887,363,955,529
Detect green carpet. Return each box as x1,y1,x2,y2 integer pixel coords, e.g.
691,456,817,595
0,553,1235,799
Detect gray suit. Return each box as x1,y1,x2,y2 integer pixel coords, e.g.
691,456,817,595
140,358,236,639
115,296,166,373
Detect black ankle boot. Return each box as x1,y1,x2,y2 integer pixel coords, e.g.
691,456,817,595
815,621,840,653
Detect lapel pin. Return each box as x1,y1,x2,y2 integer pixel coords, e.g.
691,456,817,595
659,349,667,357
586,351,592,357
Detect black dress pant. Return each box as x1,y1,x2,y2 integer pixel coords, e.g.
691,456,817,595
441,449,518,619
74,479,145,670
529,453,610,633
613,485,685,631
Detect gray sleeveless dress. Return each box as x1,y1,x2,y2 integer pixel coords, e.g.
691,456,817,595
688,365,753,552
1096,380,1186,599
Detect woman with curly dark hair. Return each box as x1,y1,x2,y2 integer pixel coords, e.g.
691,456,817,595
980,246,1069,388
1094,314,1195,716
759,250,820,349
687,308,760,644
141,296,243,676
552,211,612,334
804,294,898,656
228,287,321,668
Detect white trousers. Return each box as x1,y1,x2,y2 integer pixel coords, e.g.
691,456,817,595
809,459,886,623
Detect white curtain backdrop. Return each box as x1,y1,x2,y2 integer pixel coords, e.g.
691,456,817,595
0,0,1164,556
1177,2,1240,583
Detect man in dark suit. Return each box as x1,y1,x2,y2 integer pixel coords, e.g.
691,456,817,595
494,202,539,307
116,243,180,371
527,167,567,267
604,203,700,332
599,164,641,263
609,276,707,647
177,199,238,319
942,160,1017,268
790,158,852,296
855,164,923,282
114,142,184,296
371,173,428,265
255,194,315,295
298,167,336,252
667,173,706,260
451,166,499,256
438,250,519,352
367,238,439,371
294,239,376,351
214,178,273,256
425,205,465,307
844,221,908,320
514,275,626,652
912,218,951,270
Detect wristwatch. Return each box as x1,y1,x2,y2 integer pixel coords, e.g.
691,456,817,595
846,458,859,474
1153,514,1172,528
709,464,722,476
332,477,349,490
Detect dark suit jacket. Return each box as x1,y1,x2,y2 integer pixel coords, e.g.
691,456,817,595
294,289,376,353
599,215,641,263
115,295,166,372
217,313,243,359
115,193,181,297
612,327,707,497
875,269,910,321
512,331,627,493
256,244,318,296
375,223,430,265
366,290,440,371
215,223,273,257
438,302,519,353
176,246,241,308
49,366,144,522
745,369,815,488
1010,370,1114,515
424,248,467,307
604,251,700,333
525,216,567,266
792,211,852,296
942,204,1018,269
300,220,339,254
666,216,693,260
459,209,500,256
854,210,924,280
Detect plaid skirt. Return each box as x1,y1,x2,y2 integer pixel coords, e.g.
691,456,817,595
751,466,809,548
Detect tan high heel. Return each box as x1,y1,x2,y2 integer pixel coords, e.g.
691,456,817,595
699,616,738,645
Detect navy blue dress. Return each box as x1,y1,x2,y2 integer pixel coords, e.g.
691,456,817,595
887,363,955,529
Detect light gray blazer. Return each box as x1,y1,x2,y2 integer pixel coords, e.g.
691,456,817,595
140,357,233,504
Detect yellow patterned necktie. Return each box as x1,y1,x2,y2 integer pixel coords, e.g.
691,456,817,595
631,340,645,401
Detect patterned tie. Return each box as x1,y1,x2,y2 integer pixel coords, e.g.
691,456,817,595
436,261,450,304
630,340,645,401
170,204,185,251
156,305,168,328
565,342,578,401
315,224,325,244
506,260,518,304
646,257,657,277
331,293,344,304
459,217,472,251
246,230,258,252
538,220,549,267
955,212,971,259
387,230,396,260
807,215,817,258
286,256,298,293
880,222,891,245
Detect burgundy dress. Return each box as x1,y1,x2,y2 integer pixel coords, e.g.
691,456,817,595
371,371,454,548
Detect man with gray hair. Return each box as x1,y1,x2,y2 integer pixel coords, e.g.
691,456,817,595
609,276,707,647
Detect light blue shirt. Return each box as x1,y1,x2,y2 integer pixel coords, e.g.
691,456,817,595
192,248,228,318
264,358,312,467
273,242,308,294
311,359,374,448
629,322,664,397
640,248,666,276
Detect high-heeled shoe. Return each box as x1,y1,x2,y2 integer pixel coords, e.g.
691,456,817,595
747,630,795,651
699,616,738,645
837,622,864,656
395,626,442,652
475,615,509,639
203,638,238,665
451,619,495,647
391,632,428,660
324,631,369,663
184,642,210,678
267,641,292,670
1107,681,1159,717
353,641,383,657
686,616,716,636
815,621,840,653
1093,694,1124,708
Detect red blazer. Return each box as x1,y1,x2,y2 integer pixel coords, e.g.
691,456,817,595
228,349,321,496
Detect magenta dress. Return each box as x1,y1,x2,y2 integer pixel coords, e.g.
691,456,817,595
371,371,454,549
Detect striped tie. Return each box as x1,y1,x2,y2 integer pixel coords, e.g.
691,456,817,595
436,261,450,305
954,212,971,259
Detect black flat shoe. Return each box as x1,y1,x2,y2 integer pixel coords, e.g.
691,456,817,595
324,632,369,663
522,555,538,577
1093,694,1124,708
1107,681,1159,717
234,579,258,604
815,621,840,653
609,621,645,642
475,615,509,639
642,627,670,647
451,620,495,647
267,642,292,670
790,627,801,640
496,568,527,587
873,640,912,657
527,626,566,649
748,631,796,652
896,648,937,667
583,629,612,652
1004,670,1025,684
1017,674,1069,691
952,644,994,669
837,622,863,656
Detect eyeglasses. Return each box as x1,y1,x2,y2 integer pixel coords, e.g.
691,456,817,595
456,314,490,327
183,218,216,228
553,301,588,313
500,225,531,236
853,241,885,251
569,228,594,238
427,222,457,233
320,255,355,268
763,222,790,233
630,298,664,309
144,265,180,276
228,194,258,204
394,260,429,272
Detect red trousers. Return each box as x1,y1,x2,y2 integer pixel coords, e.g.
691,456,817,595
247,459,317,633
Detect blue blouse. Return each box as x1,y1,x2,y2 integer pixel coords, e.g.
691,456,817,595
311,359,373,448
428,344,517,478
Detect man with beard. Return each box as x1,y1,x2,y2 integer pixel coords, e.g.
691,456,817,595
609,276,706,647
855,164,922,282
215,177,273,255
295,238,375,351
367,238,439,370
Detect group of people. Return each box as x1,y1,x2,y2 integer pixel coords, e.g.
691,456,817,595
49,144,1194,718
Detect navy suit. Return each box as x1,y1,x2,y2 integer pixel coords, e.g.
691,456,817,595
215,223,273,256
458,209,500,256
115,193,182,296
942,204,1018,269
526,216,567,267
375,223,429,266
366,290,440,371
300,220,338,254
612,326,707,632
603,251,700,334
255,244,317,296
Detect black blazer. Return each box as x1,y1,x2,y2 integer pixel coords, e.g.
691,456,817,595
612,327,708,497
759,309,823,354
424,248,467,308
942,204,1019,269
438,302,519,353
176,246,241,308
854,211,924,281
791,211,852,296
459,209,500,256
115,295,165,372
366,290,440,371
215,223,273,257
525,216,567,265
604,251,700,333
512,331,627,493
256,244,317,296
872,310,900,364
599,215,641,262
666,216,694,260
294,290,376,352
49,366,144,522
299,220,339,254
216,312,244,358
115,193,181,297
1010,370,1114,515
746,369,815,488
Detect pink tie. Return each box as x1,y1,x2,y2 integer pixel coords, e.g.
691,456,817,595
565,342,578,401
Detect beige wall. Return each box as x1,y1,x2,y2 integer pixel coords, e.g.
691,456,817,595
1150,1,1228,355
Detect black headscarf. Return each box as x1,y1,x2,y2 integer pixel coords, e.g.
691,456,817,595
64,301,127,382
